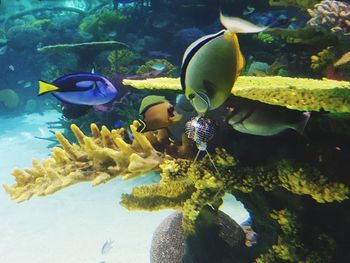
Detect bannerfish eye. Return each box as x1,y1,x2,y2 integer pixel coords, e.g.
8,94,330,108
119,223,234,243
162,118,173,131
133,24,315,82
188,93,195,100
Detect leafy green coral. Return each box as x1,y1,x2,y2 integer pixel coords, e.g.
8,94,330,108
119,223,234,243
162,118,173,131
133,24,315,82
121,149,349,234
257,32,275,44
107,49,137,74
79,10,128,38
123,76,350,113
136,59,177,77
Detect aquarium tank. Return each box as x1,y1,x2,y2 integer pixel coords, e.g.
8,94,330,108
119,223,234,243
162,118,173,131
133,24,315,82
1,0,350,262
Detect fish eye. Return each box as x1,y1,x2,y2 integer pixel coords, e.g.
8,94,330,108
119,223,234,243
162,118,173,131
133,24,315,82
167,106,175,117
188,94,195,100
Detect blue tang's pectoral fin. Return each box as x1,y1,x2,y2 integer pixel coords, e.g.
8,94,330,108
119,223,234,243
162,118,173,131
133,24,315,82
38,81,60,96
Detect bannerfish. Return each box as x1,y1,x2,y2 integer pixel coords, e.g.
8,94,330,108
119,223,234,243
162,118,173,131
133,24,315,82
226,98,310,136
136,95,182,132
180,13,267,114
38,73,118,106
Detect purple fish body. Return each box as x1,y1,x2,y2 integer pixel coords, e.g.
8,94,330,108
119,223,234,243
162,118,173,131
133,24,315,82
52,73,118,106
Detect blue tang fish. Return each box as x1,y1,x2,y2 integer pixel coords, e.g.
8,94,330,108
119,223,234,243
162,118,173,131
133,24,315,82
38,73,118,106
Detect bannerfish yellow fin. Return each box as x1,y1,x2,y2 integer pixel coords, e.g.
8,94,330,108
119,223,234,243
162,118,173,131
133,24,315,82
220,12,267,33
224,32,246,81
38,81,60,96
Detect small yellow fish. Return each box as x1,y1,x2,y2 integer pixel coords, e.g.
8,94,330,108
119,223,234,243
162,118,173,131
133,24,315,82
137,95,182,132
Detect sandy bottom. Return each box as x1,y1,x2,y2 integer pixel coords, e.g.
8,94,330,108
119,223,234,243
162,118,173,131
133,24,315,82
0,111,249,263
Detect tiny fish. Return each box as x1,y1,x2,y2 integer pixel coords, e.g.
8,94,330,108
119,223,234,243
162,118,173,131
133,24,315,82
101,239,114,255
151,62,166,71
23,82,32,88
0,45,7,55
9,65,15,71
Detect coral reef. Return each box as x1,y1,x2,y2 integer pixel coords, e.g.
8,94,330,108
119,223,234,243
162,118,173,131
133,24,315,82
256,209,336,262
310,46,336,71
269,0,319,9
3,122,168,202
0,89,19,109
268,27,338,46
121,149,349,234
123,76,350,113
107,49,137,74
308,0,350,35
6,25,43,49
79,10,128,39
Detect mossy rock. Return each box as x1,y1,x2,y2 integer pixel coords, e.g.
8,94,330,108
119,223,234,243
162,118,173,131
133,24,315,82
123,76,350,113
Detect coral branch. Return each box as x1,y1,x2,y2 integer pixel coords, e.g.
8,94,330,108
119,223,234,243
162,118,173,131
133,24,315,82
123,76,350,113
3,123,167,202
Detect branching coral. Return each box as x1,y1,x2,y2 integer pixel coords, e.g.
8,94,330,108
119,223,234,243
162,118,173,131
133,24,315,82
308,0,350,35
3,123,168,202
310,46,336,71
123,76,350,113
121,149,349,234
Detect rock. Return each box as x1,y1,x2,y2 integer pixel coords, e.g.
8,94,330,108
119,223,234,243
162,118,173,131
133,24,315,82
150,208,248,263
150,211,185,263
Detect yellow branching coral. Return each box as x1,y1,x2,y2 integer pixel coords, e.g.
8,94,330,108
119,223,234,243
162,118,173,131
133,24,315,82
122,76,350,113
121,148,349,234
3,123,167,202
310,47,336,71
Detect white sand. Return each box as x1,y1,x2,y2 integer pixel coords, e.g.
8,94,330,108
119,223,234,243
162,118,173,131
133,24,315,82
0,111,248,263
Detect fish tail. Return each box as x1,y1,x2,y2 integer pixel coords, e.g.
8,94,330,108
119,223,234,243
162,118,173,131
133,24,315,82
294,112,311,134
38,81,60,96
220,12,268,33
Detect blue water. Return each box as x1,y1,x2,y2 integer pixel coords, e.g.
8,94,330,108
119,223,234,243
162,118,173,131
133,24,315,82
0,111,248,262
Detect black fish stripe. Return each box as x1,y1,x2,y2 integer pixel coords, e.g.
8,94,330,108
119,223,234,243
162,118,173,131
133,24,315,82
180,30,225,92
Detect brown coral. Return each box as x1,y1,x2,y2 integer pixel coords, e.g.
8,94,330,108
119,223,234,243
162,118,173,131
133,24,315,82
307,0,350,34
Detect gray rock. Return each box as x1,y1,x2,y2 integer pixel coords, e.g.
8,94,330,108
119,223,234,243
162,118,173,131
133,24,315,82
150,208,248,263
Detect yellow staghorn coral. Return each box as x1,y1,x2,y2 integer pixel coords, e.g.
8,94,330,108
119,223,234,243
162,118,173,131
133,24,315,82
3,123,167,202
122,76,350,113
121,148,349,234
123,77,182,91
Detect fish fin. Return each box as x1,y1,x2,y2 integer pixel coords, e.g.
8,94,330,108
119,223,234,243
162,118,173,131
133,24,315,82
136,119,147,133
38,81,60,96
220,12,268,33
294,112,311,134
224,32,246,80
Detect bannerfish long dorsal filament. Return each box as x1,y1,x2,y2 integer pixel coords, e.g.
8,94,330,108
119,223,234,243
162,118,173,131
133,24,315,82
219,12,268,33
